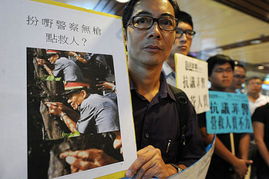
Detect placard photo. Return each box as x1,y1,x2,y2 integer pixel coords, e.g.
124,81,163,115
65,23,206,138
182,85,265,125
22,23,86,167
1,1,136,179
27,48,124,178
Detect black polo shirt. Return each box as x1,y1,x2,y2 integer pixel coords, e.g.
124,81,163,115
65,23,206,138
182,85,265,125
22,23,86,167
130,73,205,166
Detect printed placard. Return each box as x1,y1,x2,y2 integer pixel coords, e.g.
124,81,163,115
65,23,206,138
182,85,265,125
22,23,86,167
175,53,209,114
0,0,136,179
206,91,253,134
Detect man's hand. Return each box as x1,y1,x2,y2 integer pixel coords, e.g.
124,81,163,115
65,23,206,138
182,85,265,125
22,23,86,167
232,158,252,178
60,149,118,173
45,102,67,116
126,145,177,179
36,58,46,66
96,82,115,91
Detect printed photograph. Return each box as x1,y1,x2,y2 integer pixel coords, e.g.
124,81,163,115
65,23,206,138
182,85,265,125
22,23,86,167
27,48,123,179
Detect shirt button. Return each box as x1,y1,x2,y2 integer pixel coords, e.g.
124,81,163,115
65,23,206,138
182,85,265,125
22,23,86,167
144,133,150,139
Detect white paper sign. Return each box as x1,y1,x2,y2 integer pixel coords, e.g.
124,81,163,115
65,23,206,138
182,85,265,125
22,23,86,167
0,0,136,179
175,54,209,114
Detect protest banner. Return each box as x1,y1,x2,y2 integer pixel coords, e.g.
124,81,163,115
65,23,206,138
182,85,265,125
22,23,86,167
175,54,209,114
206,91,253,134
0,0,136,178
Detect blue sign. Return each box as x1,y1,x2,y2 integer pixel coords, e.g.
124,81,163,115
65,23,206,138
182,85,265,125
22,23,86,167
206,91,253,134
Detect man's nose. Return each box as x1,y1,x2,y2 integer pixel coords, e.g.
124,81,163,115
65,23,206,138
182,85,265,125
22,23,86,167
148,22,161,38
179,33,187,42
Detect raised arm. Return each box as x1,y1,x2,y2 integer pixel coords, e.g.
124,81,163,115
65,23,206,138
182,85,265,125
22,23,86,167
46,102,78,133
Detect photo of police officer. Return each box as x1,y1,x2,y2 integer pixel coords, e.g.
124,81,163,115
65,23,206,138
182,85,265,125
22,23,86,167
27,48,122,179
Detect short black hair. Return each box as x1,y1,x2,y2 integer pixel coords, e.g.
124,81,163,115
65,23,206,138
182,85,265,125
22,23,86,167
245,76,262,85
207,54,235,77
178,11,193,29
122,0,180,30
235,63,246,72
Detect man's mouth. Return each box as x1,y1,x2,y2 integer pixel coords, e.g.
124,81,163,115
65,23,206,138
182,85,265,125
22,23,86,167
144,45,162,53
179,46,187,50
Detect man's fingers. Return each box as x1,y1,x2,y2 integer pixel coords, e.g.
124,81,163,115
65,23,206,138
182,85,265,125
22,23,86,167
134,156,156,179
60,150,79,159
62,154,99,171
60,149,102,160
126,145,158,177
113,138,122,150
71,159,99,170
70,165,79,173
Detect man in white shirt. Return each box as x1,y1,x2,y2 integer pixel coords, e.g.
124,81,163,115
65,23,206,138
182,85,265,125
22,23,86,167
246,76,269,115
163,11,196,86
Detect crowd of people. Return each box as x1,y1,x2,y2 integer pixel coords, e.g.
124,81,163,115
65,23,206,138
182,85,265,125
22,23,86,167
122,0,269,178
28,0,269,178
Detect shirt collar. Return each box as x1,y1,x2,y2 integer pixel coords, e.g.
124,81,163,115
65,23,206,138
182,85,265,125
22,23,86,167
162,61,175,78
130,72,175,101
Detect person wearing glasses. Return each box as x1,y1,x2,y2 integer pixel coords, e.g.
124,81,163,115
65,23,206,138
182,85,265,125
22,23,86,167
198,54,252,179
163,11,196,86
228,64,247,93
122,0,204,178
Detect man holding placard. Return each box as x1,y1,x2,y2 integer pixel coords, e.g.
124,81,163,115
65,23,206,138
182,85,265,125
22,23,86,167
198,54,252,178
122,0,205,178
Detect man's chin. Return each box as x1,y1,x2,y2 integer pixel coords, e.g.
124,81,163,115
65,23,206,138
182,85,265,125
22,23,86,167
178,49,188,56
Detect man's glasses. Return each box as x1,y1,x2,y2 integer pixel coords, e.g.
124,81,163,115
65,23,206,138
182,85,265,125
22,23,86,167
176,28,196,38
214,68,233,73
129,15,178,31
234,74,246,79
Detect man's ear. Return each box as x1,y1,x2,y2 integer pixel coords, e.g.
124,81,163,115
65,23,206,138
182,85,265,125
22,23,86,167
80,90,87,99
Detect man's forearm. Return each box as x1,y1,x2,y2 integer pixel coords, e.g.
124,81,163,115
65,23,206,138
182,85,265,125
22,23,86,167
256,139,269,166
60,112,78,133
239,134,250,160
215,137,238,165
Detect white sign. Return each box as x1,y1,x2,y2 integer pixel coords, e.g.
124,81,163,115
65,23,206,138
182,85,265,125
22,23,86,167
170,138,215,179
175,54,209,114
0,0,136,179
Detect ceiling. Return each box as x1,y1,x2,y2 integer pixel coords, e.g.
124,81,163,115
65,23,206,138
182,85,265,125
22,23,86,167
53,0,269,78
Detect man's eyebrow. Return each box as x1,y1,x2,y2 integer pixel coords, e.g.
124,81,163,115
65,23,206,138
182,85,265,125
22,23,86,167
161,13,175,17
133,11,152,16
133,11,174,17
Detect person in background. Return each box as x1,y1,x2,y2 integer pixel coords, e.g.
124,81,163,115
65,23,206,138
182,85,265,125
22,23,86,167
46,82,122,172
163,10,196,86
246,76,269,115
36,50,84,82
252,103,269,179
46,82,120,136
198,54,252,179
229,63,247,93
246,76,269,178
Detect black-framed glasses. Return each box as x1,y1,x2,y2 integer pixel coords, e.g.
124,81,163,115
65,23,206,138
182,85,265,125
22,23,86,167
129,15,178,31
234,74,246,79
176,28,196,38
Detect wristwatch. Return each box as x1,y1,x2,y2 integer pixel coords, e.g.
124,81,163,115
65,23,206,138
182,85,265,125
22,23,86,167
170,163,183,173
